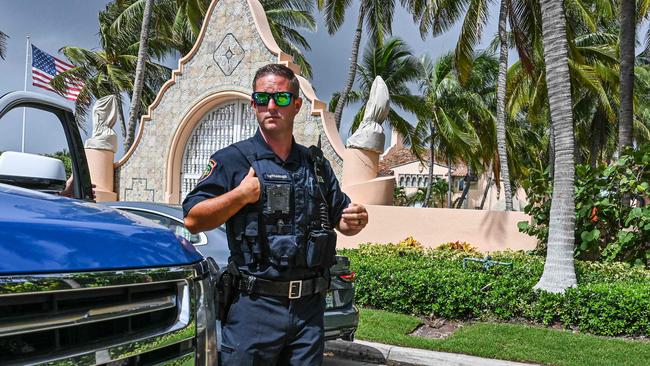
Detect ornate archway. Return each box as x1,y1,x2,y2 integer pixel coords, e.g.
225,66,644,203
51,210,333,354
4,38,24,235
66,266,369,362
115,0,345,204
180,99,257,200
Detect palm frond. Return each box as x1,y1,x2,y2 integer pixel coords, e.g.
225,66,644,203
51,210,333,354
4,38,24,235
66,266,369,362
318,0,353,34
0,30,8,60
454,0,490,84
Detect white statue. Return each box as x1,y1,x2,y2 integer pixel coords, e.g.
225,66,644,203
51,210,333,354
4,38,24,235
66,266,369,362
85,95,118,153
345,76,389,153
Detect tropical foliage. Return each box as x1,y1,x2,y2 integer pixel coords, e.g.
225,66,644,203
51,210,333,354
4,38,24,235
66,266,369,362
519,144,650,268
329,37,423,148
50,0,171,138
393,178,448,208
38,0,650,294
49,0,316,141
417,52,507,207
318,0,398,129
262,0,316,78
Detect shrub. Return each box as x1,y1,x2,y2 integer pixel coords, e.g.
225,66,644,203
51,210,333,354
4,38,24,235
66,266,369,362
436,241,479,253
518,144,650,267
341,244,650,337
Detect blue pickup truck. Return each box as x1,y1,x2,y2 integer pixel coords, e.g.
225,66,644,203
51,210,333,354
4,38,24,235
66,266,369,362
0,92,218,365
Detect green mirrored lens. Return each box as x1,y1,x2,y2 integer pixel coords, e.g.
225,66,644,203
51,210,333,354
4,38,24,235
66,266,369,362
274,92,292,106
254,92,270,105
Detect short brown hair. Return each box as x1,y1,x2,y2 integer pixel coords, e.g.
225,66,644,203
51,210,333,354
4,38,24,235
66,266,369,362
252,64,300,94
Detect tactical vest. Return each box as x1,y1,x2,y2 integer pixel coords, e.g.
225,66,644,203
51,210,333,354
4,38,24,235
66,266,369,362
231,140,337,272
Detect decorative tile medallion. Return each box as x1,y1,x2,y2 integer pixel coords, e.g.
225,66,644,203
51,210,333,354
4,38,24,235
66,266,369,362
213,33,245,76
124,178,155,202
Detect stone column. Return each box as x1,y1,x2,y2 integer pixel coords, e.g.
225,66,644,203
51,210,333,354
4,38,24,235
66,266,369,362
84,95,119,202
85,149,117,202
340,76,394,205
342,148,379,187
342,147,394,205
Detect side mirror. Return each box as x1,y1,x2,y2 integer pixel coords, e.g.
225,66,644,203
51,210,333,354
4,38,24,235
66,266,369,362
0,151,67,192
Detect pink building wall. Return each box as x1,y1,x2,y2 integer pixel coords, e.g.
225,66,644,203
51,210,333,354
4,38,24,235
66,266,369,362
336,205,537,252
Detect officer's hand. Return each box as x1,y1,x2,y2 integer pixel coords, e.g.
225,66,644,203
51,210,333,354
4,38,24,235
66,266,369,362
340,203,368,231
238,167,261,204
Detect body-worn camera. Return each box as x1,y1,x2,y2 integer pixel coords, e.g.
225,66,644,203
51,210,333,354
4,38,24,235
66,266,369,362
265,184,291,215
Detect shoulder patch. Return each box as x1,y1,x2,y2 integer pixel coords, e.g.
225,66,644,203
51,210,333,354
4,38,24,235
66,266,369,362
198,159,217,182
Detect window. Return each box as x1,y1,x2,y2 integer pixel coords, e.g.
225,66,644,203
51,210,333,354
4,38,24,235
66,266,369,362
0,101,82,197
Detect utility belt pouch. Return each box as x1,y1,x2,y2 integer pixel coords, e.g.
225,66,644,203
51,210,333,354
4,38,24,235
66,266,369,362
215,262,240,323
267,234,298,270
244,213,261,263
306,229,337,270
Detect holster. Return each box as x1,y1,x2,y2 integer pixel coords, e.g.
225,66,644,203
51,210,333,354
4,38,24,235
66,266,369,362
215,261,240,323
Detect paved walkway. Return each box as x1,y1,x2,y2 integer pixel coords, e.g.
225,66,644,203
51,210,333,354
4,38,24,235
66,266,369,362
325,339,541,366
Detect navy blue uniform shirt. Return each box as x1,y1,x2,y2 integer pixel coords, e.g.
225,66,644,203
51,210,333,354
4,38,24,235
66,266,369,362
182,130,350,280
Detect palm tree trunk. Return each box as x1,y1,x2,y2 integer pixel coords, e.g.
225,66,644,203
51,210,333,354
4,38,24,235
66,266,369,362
480,161,494,210
548,122,555,179
534,0,577,293
125,0,154,150
497,0,513,211
114,91,127,139
455,167,473,208
333,4,365,130
447,153,452,208
618,0,635,151
0,30,8,60
423,121,435,207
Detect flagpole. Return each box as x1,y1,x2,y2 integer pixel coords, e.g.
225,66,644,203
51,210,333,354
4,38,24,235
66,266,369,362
21,36,30,153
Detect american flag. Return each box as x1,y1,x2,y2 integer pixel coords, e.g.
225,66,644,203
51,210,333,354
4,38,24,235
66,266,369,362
31,45,83,101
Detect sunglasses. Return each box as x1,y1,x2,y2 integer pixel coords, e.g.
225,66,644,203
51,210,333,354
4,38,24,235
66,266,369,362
251,91,294,107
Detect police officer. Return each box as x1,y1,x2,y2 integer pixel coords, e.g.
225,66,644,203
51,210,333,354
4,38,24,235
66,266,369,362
183,63,368,366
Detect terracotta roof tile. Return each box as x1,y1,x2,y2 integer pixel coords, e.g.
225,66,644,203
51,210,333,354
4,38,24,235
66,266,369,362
451,163,468,177
377,146,468,177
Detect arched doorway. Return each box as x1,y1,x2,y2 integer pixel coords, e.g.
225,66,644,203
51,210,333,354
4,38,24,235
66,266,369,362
180,99,257,200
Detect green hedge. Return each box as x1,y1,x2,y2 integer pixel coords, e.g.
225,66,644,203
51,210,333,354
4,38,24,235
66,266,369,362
341,244,650,337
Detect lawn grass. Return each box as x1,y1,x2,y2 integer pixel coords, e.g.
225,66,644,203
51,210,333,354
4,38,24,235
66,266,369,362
356,308,650,366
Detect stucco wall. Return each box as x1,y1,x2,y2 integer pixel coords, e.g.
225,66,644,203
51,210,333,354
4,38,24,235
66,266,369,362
336,205,537,252
115,0,342,203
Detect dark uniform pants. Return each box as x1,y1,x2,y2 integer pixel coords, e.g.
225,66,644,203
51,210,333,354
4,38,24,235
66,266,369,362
220,291,325,366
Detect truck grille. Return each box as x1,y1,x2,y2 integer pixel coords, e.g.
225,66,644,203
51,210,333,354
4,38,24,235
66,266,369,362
0,268,196,365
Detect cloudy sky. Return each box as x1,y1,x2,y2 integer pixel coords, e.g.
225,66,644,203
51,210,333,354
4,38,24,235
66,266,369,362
0,0,498,158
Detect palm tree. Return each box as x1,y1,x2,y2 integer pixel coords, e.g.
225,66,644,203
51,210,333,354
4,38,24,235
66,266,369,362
51,2,170,135
401,0,537,211
496,0,513,210
318,0,397,130
113,0,316,78
619,0,635,150
329,37,423,149
415,53,484,207
112,0,210,56
125,0,154,150
0,30,8,60
262,0,316,78
507,25,626,167
534,0,577,293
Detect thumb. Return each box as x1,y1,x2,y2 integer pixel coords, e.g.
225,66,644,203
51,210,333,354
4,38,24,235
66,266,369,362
247,167,257,177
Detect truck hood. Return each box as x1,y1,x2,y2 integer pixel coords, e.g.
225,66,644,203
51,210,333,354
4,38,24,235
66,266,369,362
0,184,203,275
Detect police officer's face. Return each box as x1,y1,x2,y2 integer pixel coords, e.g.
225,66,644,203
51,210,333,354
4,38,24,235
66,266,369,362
252,74,302,137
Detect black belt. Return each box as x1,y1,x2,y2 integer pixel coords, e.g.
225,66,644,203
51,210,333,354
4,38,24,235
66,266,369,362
238,274,330,299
